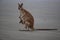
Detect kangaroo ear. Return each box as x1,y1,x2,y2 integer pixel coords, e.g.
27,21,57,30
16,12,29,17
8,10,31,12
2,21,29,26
21,3,23,7
18,3,20,6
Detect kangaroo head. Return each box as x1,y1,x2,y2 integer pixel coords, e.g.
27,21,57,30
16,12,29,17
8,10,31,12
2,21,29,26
18,3,23,10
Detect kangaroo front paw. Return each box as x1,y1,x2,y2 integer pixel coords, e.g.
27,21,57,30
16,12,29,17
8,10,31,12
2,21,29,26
19,20,22,23
19,16,20,18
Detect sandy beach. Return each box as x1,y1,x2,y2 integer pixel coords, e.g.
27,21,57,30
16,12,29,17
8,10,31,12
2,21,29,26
0,0,60,40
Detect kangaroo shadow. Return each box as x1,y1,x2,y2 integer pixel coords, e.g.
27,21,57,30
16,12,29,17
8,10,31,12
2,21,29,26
19,29,58,32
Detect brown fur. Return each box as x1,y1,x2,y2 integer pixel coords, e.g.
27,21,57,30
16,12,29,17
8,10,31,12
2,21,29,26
18,3,34,31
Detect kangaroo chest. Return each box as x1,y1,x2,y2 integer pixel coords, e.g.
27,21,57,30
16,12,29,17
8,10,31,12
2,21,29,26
19,10,27,21
20,10,25,17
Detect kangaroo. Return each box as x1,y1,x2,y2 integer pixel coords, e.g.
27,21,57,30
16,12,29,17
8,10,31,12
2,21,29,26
18,3,34,31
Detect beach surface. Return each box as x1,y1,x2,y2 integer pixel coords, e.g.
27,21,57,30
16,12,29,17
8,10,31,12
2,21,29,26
0,0,60,40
